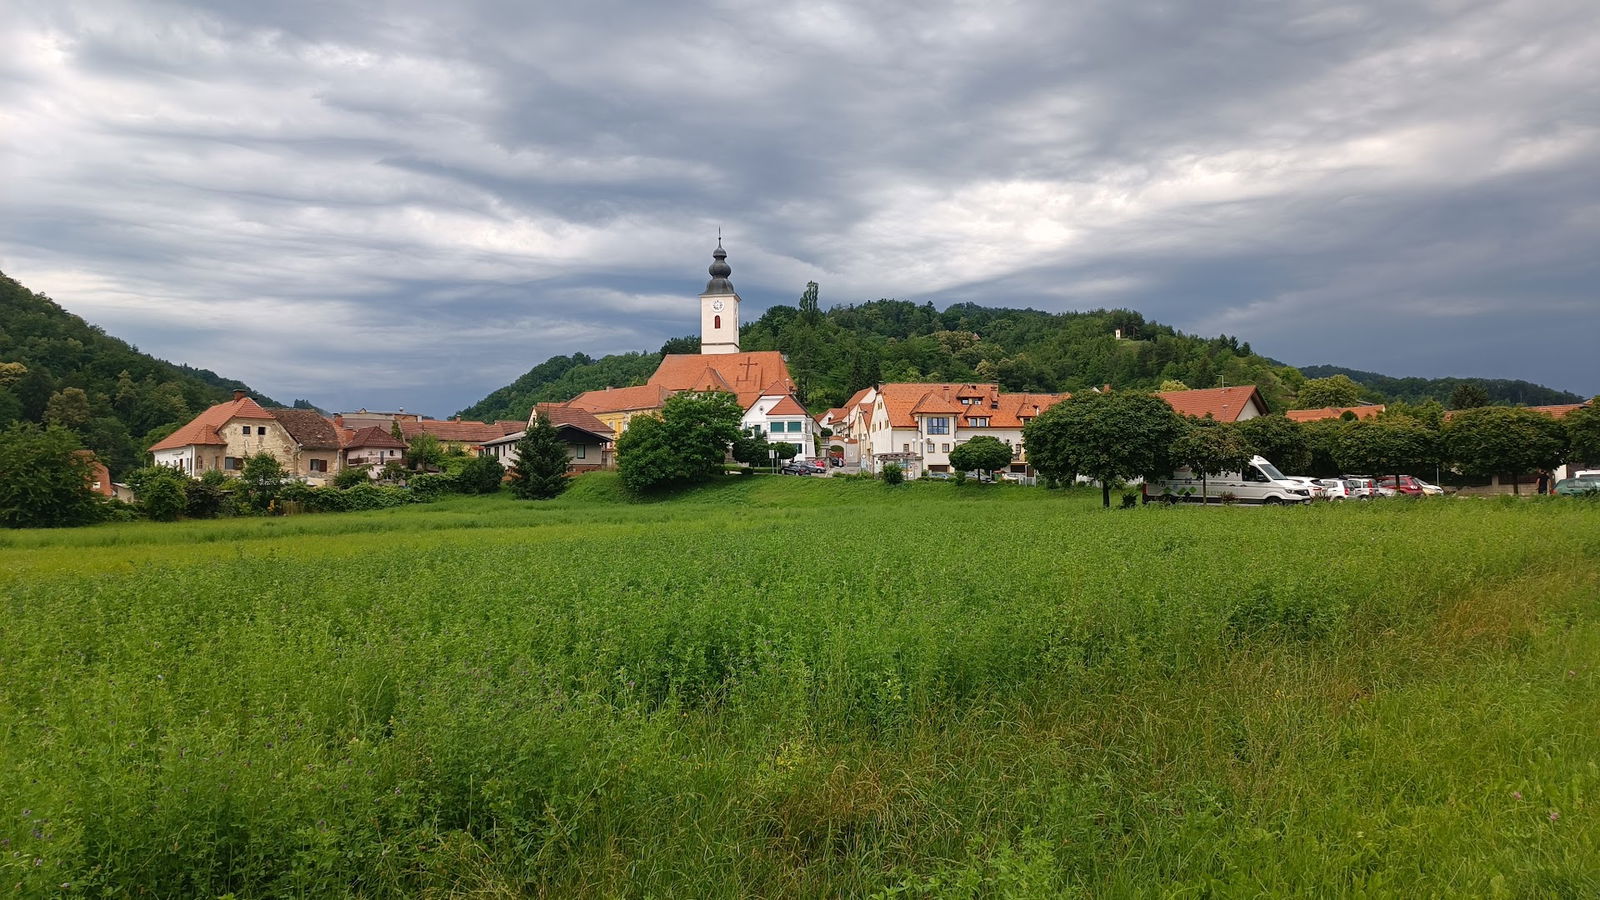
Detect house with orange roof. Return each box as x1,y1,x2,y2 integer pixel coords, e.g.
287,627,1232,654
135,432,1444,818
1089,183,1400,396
398,418,525,453
1156,385,1269,422
481,403,617,473
1285,404,1385,423
848,382,1068,478
563,243,818,456
149,391,344,483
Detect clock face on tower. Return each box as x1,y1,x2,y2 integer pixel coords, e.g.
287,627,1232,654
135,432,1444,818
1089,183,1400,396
711,299,725,312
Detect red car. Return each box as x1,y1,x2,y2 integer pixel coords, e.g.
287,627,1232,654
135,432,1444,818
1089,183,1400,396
1376,475,1426,496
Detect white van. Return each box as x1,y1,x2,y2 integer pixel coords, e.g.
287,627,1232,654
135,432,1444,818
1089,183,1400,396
1144,455,1312,505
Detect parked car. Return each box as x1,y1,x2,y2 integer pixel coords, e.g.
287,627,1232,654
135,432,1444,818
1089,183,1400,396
1376,475,1426,496
1312,478,1349,500
780,462,815,475
1342,477,1377,500
1144,455,1312,505
1554,478,1600,496
827,456,845,468
923,472,954,481
1284,477,1327,499
802,459,828,474
1417,480,1444,496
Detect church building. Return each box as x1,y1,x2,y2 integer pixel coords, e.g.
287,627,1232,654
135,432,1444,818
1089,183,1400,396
565,242,819,452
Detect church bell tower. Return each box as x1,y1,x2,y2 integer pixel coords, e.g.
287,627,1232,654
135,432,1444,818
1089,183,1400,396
699,239,740,354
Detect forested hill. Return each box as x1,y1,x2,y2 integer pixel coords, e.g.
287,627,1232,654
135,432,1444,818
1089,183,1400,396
0,272,281,476
1297,365,1583,407
460,300,1298,420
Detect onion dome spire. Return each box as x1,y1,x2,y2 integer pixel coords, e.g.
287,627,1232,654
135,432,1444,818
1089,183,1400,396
704,233,735,294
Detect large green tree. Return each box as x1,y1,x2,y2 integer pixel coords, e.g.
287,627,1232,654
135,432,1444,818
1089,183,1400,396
0,422,100,528
1449,381,1491,410
1566,400,1600,468
510,414,571,500
1295,374,1365,409
406,433,444,471
1236,415,1310,473
1023,391,1186,508
948,435,1014,480
1443,407,1568,494
615,391,743,494
1335,419,1436,484
1169,422,1256,503
240,452,287,510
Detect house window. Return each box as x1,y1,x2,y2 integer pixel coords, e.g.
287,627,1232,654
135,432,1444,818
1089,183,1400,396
941,443,950,453
787,420,802,433
258,426,268,435
925,440,935,452
224,457,240,470
241,426,250,436
309,459,327,473
969,417,989,427
574,445,586,459
903,443,910,453
927,417,950,435
714,315,721,329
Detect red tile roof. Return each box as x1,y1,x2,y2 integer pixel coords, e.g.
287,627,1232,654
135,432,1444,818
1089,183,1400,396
400,419,524,445
874,383,1068,429
1157,385,1269,421
566,384,671,414
1285,404,1386,422
1528,403,1586,419
268,408,343,450
765,395,808,417
533,403,615,437
148,395,274,451
342,425,409,450
650,351,792,408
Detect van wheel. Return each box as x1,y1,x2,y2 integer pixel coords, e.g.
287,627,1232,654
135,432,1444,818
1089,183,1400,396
1264,497,1285,505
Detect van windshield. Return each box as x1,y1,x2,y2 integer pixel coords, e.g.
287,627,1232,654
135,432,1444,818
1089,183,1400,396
1256,461,1288,481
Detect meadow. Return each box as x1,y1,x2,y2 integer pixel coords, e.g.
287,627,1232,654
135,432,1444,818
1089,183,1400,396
3,476,1598,897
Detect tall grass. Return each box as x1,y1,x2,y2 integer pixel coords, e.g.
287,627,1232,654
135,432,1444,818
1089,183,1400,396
2,477,1597,896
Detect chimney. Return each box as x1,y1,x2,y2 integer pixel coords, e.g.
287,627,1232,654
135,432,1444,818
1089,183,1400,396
233,389,246,401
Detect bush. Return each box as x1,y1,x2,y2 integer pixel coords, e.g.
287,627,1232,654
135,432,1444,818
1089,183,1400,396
457,455,505,494
334,465,370,489
136,470,188,521
881,463,904,485
184,481,225,519
407,472,458,502
0,422,102,528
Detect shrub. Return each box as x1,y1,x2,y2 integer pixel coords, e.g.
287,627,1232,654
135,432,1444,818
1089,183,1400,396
407,472,458,501
0,422,101,528
136,469,188,521
334,465,371,489
457,455,505,495
881,463,904,485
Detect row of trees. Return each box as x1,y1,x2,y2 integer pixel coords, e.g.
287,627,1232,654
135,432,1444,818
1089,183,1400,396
1021,391,1600,507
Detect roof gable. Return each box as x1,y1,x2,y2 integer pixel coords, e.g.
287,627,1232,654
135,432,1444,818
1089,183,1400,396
148,395,274,452
1157,386,1269,421
269,408,343,450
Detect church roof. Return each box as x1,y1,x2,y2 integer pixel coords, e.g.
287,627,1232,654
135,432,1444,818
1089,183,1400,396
703,240,736,295
649,351,792,408
566,384,672,414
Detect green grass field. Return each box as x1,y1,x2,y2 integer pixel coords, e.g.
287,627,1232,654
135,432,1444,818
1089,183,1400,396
3,476,1598,897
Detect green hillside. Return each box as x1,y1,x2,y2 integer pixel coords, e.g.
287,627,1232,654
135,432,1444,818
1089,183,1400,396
461,300,1298,419
1297,364,1582,407
0,272,281,476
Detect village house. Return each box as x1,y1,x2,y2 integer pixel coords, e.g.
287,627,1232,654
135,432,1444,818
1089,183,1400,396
149,391,342,484
338,425,409,468
833,383,1068,479
1156,385,1270,421
563,242,818,454
480,404,616,473
398,417,524,453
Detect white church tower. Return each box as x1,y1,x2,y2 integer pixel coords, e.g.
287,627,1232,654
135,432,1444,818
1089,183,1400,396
699,239,740,354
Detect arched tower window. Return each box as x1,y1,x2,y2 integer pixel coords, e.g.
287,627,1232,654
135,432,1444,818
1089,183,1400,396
714,315,721,329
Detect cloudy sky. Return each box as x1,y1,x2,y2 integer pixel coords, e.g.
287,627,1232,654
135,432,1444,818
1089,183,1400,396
3,0,1597,415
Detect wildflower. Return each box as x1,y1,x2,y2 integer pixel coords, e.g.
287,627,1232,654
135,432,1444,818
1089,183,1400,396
1549,810,1560,821
1513,791,1522,800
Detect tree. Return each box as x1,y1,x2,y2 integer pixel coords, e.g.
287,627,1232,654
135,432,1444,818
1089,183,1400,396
659,335,701,355
1169,423,1255,503
509,414,571,499
1236,415,1310,473
390,419,404,441
44,387,92,430
1159,379,1189,392
0,422,100,528
1336,419,1436,484
456,454,505,494
240,452,287,509
1567,400,1600,467
880,462,904,485
1449,381,1491,411
1295,374,1365,409
615,391,743,494
1024,391,1187,508
731,428,772,470
406,433,443,471
334,465,370,489
949,435,1014,481
1443,407,1567,495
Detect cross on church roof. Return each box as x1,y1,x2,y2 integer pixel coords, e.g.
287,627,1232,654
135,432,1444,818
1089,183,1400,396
738,357,759,382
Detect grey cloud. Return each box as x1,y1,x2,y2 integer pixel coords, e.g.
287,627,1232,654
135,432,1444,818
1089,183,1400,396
2,0,1596,417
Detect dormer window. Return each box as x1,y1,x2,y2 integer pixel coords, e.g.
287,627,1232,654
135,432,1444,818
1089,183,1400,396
969,417,990,427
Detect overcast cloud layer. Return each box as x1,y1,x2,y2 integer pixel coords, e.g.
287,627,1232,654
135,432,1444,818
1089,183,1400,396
3,0,1597,415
